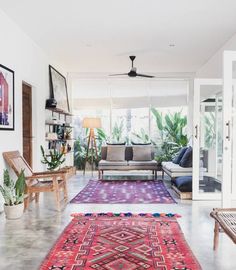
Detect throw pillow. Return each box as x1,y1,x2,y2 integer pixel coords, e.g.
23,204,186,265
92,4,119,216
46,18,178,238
132,146,152,161
172,146,188,164
106,142,126,145
106,146,125,161
179,146,192,167
131,141,151,145
174,176,192,192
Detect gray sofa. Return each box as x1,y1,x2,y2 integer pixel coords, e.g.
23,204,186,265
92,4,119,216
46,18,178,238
161,161,192,179
98,146,158,179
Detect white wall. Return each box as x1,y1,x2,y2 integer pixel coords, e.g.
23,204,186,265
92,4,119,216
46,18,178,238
196,33,236,78
0,9,67,211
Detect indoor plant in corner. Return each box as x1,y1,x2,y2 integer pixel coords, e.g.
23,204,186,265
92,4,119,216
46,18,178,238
41,146,65,171
0,169,26,220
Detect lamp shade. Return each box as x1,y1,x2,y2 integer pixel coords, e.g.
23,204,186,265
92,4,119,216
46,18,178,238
82,117,101,128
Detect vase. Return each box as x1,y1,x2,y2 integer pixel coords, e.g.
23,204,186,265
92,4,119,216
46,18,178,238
4,203,24,220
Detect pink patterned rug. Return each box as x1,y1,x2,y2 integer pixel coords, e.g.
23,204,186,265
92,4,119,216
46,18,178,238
40,213,201,270
70,180,176,204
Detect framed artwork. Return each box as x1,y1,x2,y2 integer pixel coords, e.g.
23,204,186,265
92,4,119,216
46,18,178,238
0,64,14,130
49,65,70,112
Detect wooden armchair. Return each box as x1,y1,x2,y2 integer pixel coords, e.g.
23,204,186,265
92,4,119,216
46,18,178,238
3,151,68,211
210,208,236,250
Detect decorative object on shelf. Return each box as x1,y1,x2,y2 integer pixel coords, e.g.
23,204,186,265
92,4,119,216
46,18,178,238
64,128,72,140
83,117,101,175
0,169,25,219
61,143,67,154
0,64,14,130
46,132,58,141
46,98,57,108
67,144,72,152
57,124,65,140
49,65,70,112
40,145,65,171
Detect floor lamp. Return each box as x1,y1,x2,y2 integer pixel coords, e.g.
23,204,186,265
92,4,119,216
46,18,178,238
83,117,101,175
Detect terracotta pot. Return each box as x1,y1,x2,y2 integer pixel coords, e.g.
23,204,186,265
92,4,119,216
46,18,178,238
4,203,24,220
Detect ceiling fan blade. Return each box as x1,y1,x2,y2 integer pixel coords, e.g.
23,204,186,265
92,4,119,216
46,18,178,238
136,73,155,78
109,73,128,76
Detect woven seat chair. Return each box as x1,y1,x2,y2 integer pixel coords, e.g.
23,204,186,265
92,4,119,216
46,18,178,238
210,208,236,250
3,151,68,211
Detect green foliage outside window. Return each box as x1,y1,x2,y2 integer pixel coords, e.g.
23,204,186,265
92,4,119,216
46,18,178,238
74,108,188,169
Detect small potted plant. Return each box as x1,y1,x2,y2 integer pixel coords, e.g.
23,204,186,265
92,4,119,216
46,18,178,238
64,128,72,140
41,146,65,171
0,169,26,220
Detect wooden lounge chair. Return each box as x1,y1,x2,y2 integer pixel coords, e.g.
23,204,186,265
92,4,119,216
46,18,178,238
3,151,68,211
210,208,236,250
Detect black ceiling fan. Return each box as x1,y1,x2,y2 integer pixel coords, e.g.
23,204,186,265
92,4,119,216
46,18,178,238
109,56,155,78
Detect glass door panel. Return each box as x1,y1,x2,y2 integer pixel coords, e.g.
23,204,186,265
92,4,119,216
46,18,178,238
199,92,222,194
193,79,222,200
194,51,236,203
216,94,223,184
222,51,236,207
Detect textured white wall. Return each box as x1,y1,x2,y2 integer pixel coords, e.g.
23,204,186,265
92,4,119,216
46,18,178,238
0,9,66,211
196,33,236,78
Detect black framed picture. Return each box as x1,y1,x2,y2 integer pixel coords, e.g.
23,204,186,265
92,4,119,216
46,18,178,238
0,64,14,130
49,65,70,112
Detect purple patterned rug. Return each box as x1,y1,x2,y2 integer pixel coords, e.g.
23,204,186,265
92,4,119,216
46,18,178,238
70,180,176,204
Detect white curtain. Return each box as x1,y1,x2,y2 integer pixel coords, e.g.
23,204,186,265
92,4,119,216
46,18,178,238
72,78,188,109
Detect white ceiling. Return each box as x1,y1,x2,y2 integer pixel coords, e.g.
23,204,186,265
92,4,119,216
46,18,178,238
1,0,236,74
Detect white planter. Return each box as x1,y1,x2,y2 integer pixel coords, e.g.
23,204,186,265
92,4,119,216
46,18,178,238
4,203,24,220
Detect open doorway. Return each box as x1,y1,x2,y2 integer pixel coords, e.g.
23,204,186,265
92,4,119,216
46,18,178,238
22,82,32,167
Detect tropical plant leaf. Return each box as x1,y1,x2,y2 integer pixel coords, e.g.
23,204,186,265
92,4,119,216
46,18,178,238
15,170,26,204
0,185,10,205
3,169,14,189
151,108,163,131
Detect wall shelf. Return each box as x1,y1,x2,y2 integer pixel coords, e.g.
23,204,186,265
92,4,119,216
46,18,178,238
45,107,74,166
45,122,74,128
45,107,73,116
46,138,76,142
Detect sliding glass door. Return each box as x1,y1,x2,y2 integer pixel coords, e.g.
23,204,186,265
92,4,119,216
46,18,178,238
222,51,236,207
193,79,223,200
193,51,236,204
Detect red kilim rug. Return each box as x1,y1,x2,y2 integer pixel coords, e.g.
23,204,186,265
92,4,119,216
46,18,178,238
40,213,201,270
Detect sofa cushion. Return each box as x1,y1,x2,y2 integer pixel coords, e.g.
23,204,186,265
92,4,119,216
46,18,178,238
174,176,192,192
128,160,157,166
131,141,151,145
172,147,188,164
132,146,152,161
106,142,126,145
106,146,125,161
99,160,128,166
162,161,192,172
179,146,192,167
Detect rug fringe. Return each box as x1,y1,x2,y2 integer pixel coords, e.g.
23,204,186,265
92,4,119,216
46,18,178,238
71,212,181,218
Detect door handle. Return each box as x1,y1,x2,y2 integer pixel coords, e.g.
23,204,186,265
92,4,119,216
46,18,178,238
226,121,230,141
195,125,198,139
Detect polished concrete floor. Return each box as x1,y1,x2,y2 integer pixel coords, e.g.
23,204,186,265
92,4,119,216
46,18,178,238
0,171,236,270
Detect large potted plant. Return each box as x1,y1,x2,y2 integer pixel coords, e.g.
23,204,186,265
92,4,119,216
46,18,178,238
41,146,65,171
0,169,26,220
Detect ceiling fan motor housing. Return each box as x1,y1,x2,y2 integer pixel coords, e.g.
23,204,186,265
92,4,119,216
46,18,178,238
128,70,137,77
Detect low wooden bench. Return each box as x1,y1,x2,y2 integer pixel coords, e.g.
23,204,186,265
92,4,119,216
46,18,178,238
171,185,192,200
210,208,236,250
